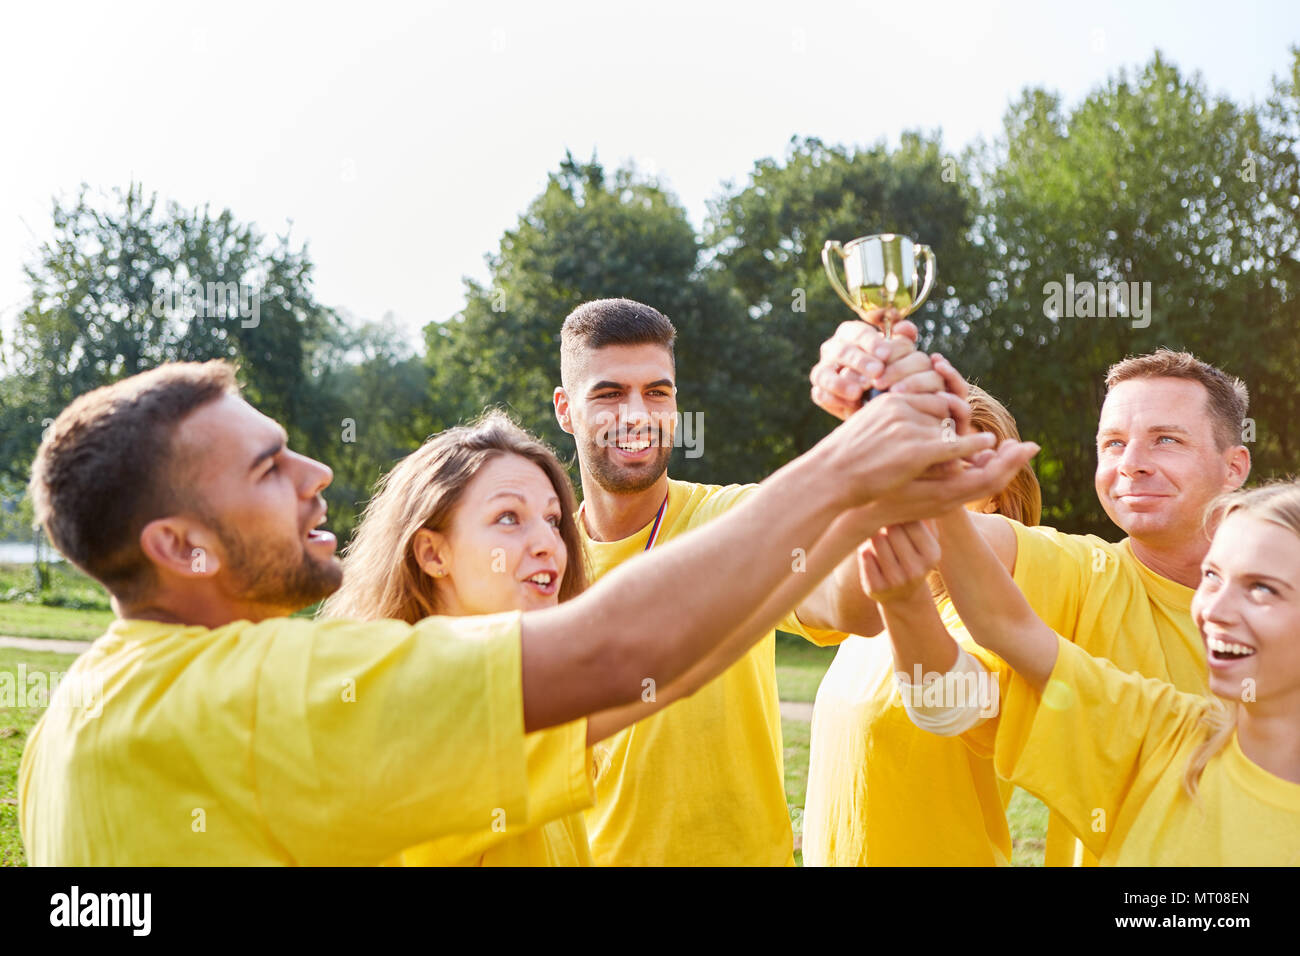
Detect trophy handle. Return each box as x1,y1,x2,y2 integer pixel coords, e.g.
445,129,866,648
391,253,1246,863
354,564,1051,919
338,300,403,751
911,244,937,314
821,241,860,317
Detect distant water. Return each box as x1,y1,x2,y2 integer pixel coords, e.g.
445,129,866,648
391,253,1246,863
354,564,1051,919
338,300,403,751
0,541,63,563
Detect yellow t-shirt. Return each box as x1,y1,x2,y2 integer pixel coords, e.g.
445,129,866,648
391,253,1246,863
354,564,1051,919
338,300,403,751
580,479,846,866
804,601,1014,866
19,614,592,866
964,519,1206,867
397,722,594,866
993,635,1300,865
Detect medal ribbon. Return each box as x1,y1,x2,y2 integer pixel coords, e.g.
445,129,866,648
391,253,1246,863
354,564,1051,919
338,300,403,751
579,491,670,552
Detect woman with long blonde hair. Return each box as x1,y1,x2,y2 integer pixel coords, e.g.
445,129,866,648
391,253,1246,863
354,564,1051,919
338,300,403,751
803,386,1042,866
323,410,594,865
864,479,1300,864
325,409,787,865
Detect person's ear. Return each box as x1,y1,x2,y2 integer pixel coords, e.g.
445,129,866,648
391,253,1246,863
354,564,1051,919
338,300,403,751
554,387,574,435
1224,444,1251,491
412,528,452,580
139,517,222,579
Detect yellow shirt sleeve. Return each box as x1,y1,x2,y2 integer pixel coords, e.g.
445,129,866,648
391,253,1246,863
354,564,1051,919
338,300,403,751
990,634,1211,860
250,612,559,866
398,718,593,866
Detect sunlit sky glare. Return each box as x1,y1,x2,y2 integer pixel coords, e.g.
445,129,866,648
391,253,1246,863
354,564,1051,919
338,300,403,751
1,0,1295,349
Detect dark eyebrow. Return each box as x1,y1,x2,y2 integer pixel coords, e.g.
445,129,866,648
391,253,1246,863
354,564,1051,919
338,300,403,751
249,430,289,472
587,378,675,394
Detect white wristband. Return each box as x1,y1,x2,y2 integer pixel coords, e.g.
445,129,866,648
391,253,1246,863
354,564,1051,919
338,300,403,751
895,647,994,736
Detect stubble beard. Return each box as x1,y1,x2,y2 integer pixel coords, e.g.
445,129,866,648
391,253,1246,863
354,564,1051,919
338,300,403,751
580,430,673,495
213,515,343,611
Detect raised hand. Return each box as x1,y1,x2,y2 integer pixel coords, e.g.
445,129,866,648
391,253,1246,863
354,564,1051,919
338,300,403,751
809,312,969,420
858,522,941,605
819,390,998,507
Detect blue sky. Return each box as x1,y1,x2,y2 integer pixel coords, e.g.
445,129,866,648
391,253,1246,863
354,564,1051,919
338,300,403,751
1,0,1295,348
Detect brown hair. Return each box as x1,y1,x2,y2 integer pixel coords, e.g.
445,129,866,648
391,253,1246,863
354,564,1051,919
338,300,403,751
559,298,677,388
1105,349,1248,452
28,360,239,602
321,410,588,624
1183,479,1300,798
930,386,1041,604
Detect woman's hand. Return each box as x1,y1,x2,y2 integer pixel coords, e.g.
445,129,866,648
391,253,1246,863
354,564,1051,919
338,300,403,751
858,521,941,606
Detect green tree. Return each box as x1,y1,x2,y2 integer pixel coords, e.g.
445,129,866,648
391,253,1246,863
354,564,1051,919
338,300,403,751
310,314,432,542
7,183,343,483
971,52,1298,533
706,134,991,462
426,154,780,485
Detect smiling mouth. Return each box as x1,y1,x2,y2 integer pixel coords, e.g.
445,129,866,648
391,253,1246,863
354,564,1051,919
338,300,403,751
1207,635,1256,662
523,571,557,590
608,435,661,460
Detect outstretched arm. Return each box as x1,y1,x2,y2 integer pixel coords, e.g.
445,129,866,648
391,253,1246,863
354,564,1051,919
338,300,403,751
583,442,1037,744
934,508,1059,691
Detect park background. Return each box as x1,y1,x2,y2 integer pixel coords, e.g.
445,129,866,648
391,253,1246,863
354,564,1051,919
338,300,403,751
2,2,1298,866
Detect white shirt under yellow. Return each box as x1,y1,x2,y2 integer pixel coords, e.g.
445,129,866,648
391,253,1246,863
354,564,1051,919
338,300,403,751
580,479,846,866
19,614,592,865
804,600,1013,866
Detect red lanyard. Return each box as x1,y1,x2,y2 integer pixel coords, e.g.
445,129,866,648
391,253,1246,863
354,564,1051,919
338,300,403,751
579,492,670,552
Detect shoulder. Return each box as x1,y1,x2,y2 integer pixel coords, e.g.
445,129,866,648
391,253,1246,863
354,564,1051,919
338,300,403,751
672,478,759,527
1009,519,1127,569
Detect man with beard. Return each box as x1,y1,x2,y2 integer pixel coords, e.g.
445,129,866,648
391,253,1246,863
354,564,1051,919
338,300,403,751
21,358,1029,864
810,338,1252,865
552,298,951,865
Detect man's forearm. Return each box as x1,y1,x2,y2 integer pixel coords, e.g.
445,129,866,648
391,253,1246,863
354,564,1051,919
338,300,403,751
586,505,878,744
522,452,848,731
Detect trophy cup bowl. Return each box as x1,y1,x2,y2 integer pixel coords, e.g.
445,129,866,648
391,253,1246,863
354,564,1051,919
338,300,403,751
821,233,936,339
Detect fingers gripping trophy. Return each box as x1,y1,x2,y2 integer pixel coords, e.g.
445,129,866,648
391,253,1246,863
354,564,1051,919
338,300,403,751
822,234,936,400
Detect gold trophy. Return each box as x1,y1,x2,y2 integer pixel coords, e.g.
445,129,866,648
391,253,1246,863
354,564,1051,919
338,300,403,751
822,233,936,339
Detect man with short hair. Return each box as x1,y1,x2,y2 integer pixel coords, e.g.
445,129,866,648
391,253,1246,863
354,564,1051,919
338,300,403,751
811,339,1251,866
22,357,1029,864
553,298,953,865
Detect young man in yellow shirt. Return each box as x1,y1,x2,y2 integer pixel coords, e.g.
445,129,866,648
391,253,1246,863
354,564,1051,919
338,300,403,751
551,298,956,866
21,353,1029,865
811,341,1252,866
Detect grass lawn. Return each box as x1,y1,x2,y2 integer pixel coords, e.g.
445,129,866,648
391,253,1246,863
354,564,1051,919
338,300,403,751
0,645,81,867
0,561,114,641
0,603,115,641
774,632,837,704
